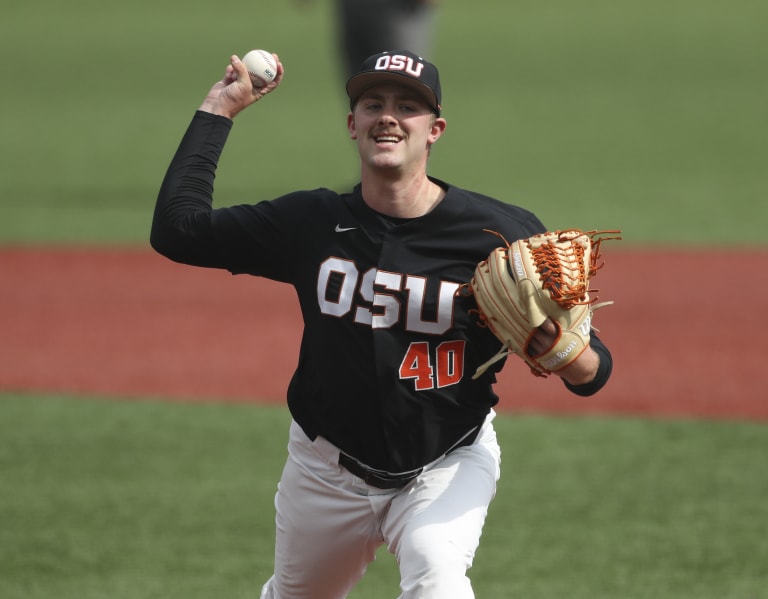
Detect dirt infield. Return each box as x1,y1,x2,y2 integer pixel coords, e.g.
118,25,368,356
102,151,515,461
1,247,765,421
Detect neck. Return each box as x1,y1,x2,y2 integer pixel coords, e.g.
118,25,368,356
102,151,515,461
360,171,445,219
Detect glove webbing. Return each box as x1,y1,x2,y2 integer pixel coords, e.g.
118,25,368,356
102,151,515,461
529,232,590,309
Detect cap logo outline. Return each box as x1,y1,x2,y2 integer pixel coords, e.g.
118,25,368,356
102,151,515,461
373,55,425,79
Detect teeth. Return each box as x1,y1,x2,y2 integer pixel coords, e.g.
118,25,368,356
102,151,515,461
375,136,400,143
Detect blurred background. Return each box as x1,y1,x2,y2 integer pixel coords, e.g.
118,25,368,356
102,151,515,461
1,0,765,246
2,2,767,598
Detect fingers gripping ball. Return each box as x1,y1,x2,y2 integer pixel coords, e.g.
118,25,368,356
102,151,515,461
469,229,621,378
242,49,277,88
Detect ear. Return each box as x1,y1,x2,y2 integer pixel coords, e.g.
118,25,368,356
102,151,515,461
427,117,447,145
347,112,357,139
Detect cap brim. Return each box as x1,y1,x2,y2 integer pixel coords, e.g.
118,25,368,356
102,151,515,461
346,72,440,114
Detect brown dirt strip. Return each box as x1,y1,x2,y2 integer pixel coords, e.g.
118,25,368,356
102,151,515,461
1,247,765,422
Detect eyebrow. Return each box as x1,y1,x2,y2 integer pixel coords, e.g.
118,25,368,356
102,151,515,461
360,90,429,107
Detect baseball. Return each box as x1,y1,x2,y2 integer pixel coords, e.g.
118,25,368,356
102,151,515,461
242,49,277,88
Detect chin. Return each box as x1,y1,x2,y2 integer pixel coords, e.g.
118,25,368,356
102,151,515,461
367,155,402,170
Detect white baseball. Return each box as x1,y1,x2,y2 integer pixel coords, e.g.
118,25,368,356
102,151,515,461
242,49,277,88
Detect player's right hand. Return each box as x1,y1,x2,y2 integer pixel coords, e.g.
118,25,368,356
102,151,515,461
199,53,284,120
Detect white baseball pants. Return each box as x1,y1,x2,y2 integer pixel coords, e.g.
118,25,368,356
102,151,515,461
259,411,501,599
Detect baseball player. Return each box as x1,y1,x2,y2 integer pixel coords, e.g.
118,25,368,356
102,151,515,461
151,50,613,599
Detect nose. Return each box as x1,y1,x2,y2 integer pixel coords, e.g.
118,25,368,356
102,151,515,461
377,107,398,126
377,114,396,127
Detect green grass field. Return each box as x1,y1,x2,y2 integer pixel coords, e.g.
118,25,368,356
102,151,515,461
2,0,767,597
2,395,768,599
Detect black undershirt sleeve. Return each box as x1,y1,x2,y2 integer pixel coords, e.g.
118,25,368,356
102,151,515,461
150,111,233,268
562,333,613,397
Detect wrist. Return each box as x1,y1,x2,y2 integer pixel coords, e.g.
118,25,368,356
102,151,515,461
198,100,235,120
558,347,600,386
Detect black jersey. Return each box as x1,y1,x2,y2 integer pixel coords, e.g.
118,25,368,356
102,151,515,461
152,111,612,472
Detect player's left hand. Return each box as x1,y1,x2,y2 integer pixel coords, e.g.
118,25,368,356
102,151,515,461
199,54,284,119
529,319,600,385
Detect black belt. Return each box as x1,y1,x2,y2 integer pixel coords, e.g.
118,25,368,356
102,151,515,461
338,428,480,490
338,453,423,489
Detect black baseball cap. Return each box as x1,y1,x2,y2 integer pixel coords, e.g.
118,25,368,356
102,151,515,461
346,50,442,116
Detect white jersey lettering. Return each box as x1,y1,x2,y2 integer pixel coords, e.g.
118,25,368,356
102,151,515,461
372,270,403,329
404,277,460,335
317,257,358,317
318,262,458,334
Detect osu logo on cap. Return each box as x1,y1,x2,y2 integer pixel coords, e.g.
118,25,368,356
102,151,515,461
373,54,425,79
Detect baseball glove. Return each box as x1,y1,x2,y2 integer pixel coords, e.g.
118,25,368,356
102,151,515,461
468,228,620,379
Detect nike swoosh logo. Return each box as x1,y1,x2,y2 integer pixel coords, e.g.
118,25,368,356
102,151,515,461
335,225,357,233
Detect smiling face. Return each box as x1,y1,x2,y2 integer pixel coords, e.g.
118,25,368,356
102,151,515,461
347,83,446,176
